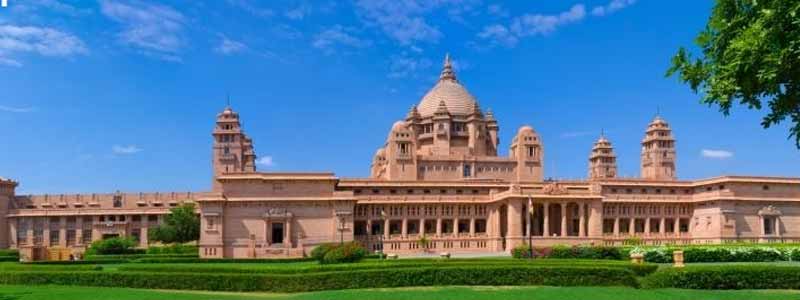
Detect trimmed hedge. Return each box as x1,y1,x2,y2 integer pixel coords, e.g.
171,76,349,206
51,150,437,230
636,246,796,263
116,259,658,277
0,266,639,292
146,244,198,255
642,265,800,289
131,257,314,264
85,253,198,261
512,245,622,260
309,242,367,264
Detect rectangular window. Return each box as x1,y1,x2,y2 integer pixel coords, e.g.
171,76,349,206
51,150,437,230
49,230,60,245
82,229,92,244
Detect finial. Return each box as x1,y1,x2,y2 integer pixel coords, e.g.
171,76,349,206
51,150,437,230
600,128,605,137
226,92,231,108
439,53,457,82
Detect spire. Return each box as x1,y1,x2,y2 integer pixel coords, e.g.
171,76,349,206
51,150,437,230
439,53,457,82
406,105,420,120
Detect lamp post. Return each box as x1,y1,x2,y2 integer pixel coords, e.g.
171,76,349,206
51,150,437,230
528,196,534,259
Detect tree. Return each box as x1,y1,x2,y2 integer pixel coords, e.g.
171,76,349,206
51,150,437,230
149,203,200,244
666,0,800,147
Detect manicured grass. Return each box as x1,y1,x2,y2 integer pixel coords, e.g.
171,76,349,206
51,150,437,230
2,285,800,300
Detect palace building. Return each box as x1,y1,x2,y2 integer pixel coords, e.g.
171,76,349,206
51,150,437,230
2,55,800,260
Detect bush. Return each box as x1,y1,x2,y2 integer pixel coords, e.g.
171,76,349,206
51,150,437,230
131,257,314,264
511,244,533,259
642,265,800,289
321,242,367,264
86,237,142,255
146,244,198,255
0,266,639,292
85,253,198,262
309,242,366,264
632,246,793,263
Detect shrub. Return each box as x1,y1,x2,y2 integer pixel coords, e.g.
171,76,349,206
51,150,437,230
310,243,335,261
518,246,622,260
512,244,533,259
0,266,639,292
321,242,367,264
131,257,314,264
146,244,198,255
642,265,800,289
86,237,141,255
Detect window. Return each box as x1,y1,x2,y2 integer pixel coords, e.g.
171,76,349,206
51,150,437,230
763,185,770,191
463,165,472,177
50,230,60,245
82,229,92,244
113,195,123,208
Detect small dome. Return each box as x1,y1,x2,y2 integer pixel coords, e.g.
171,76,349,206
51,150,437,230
375,148,386,157
596,136,609,144
518,125,535,135
650,116,668,126
391,121,407,131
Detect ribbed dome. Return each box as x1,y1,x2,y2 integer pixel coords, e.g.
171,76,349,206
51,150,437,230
417,54,478,117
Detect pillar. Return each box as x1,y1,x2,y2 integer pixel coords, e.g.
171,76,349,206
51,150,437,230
420,219,425,236
140,214,149,247
629,218,635,235
578,204,586,237
436,218,442,237
542,202,550,237
401,218,408,239
286,217,293,248
91,216,101,242
383,219,390,239
674,218,680,237
660,218,666,235
9,219,17,248
560,203,567,237
59,216,67,247
525,203,531,237
366,219,373,235
644,217,651,236
469,218,476,236
454,217,460,236
75,217,83,246
43,218,50,247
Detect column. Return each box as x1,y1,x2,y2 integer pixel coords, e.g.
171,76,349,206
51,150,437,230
644,217,651,236
43,218,50,247
659,218,666,236
628,218,635,235
401,218,408,239
140,214,149,248
525,203,531,237
560,203,567,237
613,218,620,237
75,217,83,246
286,217,293,248
454,217,460,236
775,217,782,237
469,218,476,237
542,202,550,237
436,218,442,237
674,218,680,237
26,218,34,246
507,201,522,238
578,204,586,237
9,219,17,248
420,219,425,236
383,219,390,239
91,216,100,242
59,216,67,247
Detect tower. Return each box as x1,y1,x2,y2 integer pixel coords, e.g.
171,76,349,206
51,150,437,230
510,125,544,182
212,106,257,190
380,121,417,180
588,134,617,180
641,116,676,180
0,177,16,249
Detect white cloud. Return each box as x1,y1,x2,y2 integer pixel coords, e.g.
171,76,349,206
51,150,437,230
487,4,509,18
214,36,247,55
560,131,594,138
256,156,275,167
511,4,586,37
11,0,90,17
112,145,142,155
0,105,36,113
591,0,637,17
701,149,734,159
388,54,432,78
354,0,443,46
227,0,274,18
285,4,312,20
312,25,371,54
477,24,518,48
99,0,185,61
0,25,87,66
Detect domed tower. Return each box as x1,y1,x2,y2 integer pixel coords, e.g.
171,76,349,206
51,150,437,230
378,121,417,180
0,177,17,248
641,116,676,180
588,134,617,180
212,105,257,190
510,125,544,182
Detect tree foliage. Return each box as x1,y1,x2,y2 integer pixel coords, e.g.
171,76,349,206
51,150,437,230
148,203,200,244
667,0,800,147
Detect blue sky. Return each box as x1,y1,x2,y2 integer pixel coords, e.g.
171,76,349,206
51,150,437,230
1,0,799,194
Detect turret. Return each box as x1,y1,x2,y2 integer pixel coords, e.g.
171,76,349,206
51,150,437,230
588,134,617,180
383,121,417,180
510,125,544,182
0,177,17,248
641,116,676,180
212,105,257,191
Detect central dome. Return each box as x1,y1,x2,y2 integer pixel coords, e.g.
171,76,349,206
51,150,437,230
417,54,479,117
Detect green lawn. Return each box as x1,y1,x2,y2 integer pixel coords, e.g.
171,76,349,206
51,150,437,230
2,285,800,300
